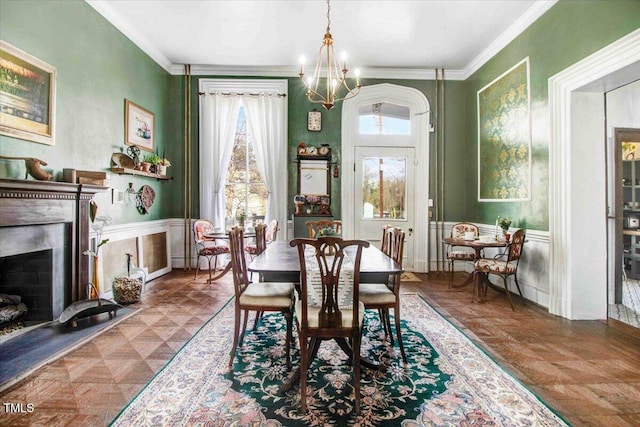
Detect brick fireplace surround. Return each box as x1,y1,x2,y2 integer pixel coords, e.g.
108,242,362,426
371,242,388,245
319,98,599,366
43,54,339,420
0,179,107,320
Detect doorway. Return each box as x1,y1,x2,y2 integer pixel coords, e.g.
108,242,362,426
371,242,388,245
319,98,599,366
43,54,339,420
613,127,640,327
341,83,430,272
548,29,639,320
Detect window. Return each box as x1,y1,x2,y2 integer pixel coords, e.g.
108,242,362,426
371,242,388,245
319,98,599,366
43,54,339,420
224,107,267,226
361,156,407,219
358,102,410,135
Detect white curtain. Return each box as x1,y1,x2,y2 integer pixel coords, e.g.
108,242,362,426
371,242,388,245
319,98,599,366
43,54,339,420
199,94,241,229
243,95,288,238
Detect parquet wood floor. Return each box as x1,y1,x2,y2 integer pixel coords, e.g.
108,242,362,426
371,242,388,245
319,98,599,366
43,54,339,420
1,270,638,426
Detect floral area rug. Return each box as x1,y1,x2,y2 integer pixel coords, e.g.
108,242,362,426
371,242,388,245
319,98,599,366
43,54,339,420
111,294,569,426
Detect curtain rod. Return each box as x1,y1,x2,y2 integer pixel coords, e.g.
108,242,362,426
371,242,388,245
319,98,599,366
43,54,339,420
198,91,287,97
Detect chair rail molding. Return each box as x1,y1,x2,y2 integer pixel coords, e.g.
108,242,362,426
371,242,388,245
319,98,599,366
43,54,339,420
549,29,640,320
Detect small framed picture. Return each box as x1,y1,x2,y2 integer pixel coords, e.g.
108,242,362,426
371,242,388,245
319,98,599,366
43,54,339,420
125,99,155,152
0,40,56,146
112,188,124,205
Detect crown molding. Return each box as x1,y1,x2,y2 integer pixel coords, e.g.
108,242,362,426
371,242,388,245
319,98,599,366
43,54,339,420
180,65,466,80
86,0,174,73
462,0,558,79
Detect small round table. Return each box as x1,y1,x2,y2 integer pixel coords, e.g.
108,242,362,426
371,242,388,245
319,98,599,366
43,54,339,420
201,230,256,282
442,237,508,289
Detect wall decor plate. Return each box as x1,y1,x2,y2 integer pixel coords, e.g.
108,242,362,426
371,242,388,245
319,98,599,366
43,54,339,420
136,185,155,215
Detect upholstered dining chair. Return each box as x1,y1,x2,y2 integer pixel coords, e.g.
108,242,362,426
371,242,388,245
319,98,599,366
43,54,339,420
446,222,480,287
228,226,295,369
290,236,370,414
192,219,230,282
359,225,407,362
306,220,342,238
473,228,526,310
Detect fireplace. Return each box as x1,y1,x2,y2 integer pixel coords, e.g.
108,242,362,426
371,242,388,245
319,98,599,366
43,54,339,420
0,179,107,322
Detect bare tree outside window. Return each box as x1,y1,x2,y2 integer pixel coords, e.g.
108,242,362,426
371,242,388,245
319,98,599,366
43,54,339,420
225,107,268,226
362,156,406,219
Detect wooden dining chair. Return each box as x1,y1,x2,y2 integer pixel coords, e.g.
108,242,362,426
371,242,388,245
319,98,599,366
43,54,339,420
306,220,342,238
446,222,480,287
359,225,407,362
290,236,370,414
228,226,295,369
473,228,526,310
244,223,267,259
192,219,230,282
265,219,279,242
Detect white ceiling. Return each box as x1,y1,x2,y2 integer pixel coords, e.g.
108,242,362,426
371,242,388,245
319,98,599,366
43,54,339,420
86,0,557,79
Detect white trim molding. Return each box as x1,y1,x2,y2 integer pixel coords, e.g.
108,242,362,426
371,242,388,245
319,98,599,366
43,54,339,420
548,29,640,319
342,83,431,273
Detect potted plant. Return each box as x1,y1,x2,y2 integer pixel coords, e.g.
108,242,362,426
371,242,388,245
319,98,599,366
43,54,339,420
236,210,246,228
157,157,171,175
497,216,512,241
143,153,161,173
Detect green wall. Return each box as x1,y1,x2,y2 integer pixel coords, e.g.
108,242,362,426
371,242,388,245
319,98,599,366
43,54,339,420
0,0,181,223
2,0,638,232
464,0,640,231
188,76,467,221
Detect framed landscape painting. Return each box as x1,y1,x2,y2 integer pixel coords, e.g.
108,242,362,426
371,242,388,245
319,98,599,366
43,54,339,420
477,57,531,201
125,99,154,152
0,40,56,146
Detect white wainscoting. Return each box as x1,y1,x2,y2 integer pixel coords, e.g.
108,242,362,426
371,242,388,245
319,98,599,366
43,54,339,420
169,218,231,270
155,219,551,309
430,222,550,308
93,219,173,298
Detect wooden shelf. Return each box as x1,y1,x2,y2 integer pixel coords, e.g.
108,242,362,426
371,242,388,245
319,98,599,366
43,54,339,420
111,167,172,180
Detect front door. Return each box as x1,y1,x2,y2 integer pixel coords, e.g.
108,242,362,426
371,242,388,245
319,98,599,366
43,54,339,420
354,146,415,269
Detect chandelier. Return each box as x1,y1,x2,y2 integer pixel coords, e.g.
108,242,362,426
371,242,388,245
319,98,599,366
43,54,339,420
298,0,361,110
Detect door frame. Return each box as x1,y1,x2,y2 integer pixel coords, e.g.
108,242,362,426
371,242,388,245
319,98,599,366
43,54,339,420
341,83,430,272
549,29,640,319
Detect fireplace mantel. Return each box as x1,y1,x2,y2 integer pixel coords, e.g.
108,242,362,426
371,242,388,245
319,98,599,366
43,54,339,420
0,178,108,304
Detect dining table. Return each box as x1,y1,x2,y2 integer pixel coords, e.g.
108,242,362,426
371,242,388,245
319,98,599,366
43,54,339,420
248,239,403,393
442,236,508,290
248,240,402,284
201,229,256,282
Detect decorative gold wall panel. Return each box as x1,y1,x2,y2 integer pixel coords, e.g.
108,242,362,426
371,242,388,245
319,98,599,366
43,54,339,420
477,58,531,201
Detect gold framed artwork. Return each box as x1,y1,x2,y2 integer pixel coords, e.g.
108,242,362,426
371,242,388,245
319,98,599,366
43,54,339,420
477,57,531,201
0,40,56,146
125,99,155,152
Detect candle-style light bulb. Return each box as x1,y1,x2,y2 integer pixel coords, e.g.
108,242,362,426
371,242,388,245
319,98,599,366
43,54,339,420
354,68,361,86
299,55,306,75
340,51,348,69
